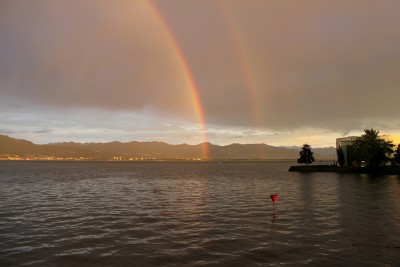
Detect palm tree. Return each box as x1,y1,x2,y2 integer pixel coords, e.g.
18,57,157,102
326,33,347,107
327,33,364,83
394,144,400,165
352,129,394,167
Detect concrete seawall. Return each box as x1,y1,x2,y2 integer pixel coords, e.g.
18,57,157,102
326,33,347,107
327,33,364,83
288,165,400,175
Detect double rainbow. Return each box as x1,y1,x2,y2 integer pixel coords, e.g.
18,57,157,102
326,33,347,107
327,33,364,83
147,1,261,159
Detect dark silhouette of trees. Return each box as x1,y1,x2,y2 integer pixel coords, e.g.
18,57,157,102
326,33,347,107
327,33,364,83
394,144,400,165
336,146,345,166
352,129,394,167
297,143,315,166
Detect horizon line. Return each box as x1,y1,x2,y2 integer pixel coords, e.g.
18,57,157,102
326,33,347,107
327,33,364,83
0,133,336,148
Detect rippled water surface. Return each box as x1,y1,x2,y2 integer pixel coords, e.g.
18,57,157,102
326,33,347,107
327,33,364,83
1,161,400,266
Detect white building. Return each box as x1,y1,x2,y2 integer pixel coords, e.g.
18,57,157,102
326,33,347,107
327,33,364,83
336,136,357,167
336,135,400,167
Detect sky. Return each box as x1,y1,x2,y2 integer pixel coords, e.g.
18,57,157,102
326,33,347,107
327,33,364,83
1,0,400,149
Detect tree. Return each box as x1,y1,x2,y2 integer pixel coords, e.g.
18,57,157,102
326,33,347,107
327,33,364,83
394,144,400,165
337,145,345,166
352,129,394,167
298,143,315,166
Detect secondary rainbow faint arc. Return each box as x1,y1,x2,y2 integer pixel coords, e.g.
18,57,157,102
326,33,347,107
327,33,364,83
219,1,263,126
146,1,210,159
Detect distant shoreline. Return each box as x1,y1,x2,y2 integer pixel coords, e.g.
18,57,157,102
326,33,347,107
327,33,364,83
0,159,297,162
0,134,335,162
288,165,400,175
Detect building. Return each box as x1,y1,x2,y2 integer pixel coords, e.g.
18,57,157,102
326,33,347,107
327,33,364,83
336,136,357,167
336,135,400,167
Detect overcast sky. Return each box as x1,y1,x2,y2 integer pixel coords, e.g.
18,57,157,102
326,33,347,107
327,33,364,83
1,0,400,147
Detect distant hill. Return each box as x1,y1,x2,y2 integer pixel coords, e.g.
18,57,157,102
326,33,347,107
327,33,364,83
0,134,335,160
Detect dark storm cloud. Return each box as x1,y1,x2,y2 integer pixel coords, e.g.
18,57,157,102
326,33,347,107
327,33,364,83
154,0,400,133
0,0,195,118
1,0,400,135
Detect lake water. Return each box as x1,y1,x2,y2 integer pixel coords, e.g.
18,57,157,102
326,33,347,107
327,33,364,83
0,161,399,266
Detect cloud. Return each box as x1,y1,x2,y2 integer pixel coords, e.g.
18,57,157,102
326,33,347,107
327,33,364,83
0,1,196,118
1,0,400,144
153,0,400,132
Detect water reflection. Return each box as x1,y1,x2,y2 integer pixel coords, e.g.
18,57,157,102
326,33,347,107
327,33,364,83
336,173,400,265
1,161,399,266
387,176,400,217
271,211,277,224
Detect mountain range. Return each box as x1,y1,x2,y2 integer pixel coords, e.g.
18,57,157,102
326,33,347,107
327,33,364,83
0,134,335,161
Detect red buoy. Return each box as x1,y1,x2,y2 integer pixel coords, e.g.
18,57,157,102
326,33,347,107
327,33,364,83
270,194,278,203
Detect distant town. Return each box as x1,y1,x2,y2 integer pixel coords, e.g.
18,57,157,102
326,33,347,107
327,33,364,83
0,154,202,161
0,134,335,161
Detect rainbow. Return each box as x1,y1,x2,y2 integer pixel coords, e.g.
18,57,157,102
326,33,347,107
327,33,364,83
146,1,210,159
218,1,263,126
